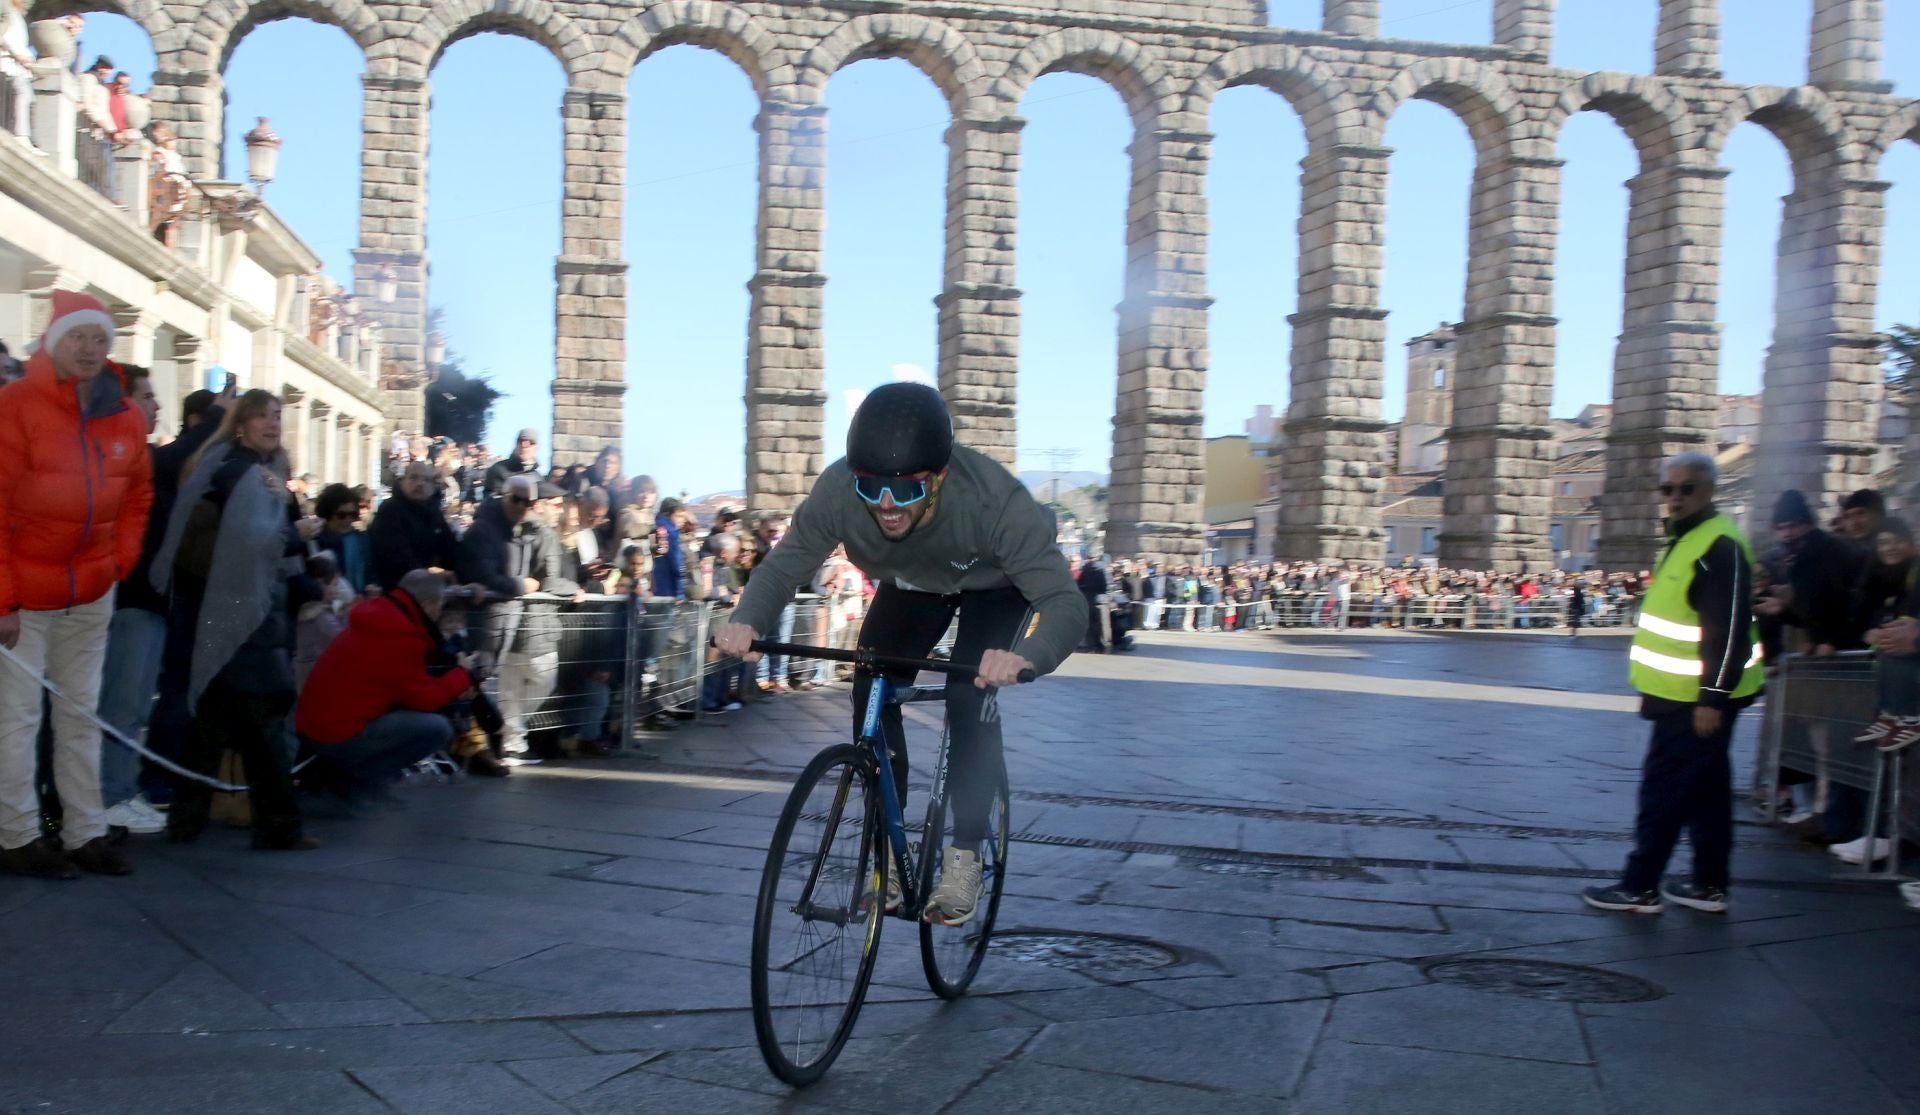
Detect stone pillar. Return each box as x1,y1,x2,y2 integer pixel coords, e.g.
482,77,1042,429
29,60,75,177
310,401,333,483
336,412,356,485
1655,0,1720,78
1750,176,1887,531
938,116,1023,467
1492,0,1555,58
356,74,430,437
109,305,156,368
1809,0,1891,92
1106,127,1210,563
1439,153,1560,571
114,142,150,226
282,386,307,477
552,86,629,467
1276,144,1389,562
148,63,222,180
745,99,828,516
1322,0,1380,37
1597,162,1727,570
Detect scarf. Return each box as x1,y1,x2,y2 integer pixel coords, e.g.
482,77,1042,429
151,441,298,711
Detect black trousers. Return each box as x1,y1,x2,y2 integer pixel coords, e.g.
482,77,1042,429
1621,704,1741,893
170,681,302,845
853,583,1029,844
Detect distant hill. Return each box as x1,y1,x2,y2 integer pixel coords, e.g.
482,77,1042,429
1019,470,1106,494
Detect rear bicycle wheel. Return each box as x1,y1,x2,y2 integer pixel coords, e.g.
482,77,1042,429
919,761,1010,998
751,744,886,1085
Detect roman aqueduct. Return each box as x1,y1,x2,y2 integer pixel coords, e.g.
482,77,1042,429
37,0,1918,568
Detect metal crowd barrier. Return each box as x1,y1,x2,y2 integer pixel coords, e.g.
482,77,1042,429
1131,592,1638,633
1755,651,1913,877
490,593,711,742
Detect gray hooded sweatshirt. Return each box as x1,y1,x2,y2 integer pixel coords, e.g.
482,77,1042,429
733,445,1087,676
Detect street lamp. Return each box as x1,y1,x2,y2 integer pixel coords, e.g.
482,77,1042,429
375,264,399,305
426,331,446,369
244,117,281,194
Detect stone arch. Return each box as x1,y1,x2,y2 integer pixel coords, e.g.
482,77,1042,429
413,0,597,88
1703,85,1858,183
189,0,380,73
992,28,1179,131
1183,43,1361,149
1866,100,1920,170
603,0,788,97
794,13,987,118
1365,56,1524,160
24,0,173,51
1542,72,1693,172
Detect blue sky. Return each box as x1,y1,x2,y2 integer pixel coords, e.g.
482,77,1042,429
82,0,1920,498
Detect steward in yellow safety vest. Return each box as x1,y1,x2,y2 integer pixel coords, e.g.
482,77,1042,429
1630,514,1766,706
1584,453,1763,917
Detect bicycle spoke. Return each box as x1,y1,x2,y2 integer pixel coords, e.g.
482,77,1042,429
752,746,884,1085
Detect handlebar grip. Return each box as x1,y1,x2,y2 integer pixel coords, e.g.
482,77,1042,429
1016,668,1036,684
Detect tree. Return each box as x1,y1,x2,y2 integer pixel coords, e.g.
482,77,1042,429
1886,324,1918,398
423,355,501,445
421,309,501,445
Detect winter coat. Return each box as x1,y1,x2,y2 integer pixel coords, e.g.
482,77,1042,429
0,352,153,613
482,455,539,498
118,403,225,615
651,512,688,599
368,492,457,591
456,498,579,659
295,590,473,745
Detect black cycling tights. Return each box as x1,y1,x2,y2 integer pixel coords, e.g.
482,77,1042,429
852,583,1031,845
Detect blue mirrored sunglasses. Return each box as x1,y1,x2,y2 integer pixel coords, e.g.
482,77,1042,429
853,473,930,507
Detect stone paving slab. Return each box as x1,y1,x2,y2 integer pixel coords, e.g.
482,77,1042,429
0,631,1914,1114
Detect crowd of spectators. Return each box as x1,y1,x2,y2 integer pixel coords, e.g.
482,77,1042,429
1070,557,1641,640
1752,486,1919,873
0,297,890,876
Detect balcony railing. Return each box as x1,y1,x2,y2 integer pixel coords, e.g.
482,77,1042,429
0,66,18,139
73,120,111,200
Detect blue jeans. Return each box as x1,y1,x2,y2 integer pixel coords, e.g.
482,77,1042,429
573,677,611,740
757,604,795,684
318,711,452,793
97,607,166,808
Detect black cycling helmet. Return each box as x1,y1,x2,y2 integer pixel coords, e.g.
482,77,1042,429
846,382,953,476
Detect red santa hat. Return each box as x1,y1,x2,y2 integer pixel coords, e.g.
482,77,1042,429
39,290,116,354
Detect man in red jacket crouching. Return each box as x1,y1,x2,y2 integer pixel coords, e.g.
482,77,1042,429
296,570,478,801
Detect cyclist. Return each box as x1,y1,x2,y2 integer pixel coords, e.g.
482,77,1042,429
714,383,1086,926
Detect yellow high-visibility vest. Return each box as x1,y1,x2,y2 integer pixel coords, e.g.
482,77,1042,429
1628,513,1765,702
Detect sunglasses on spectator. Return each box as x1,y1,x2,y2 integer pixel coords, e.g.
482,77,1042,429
328,510,356,521
853,472,931,507
1658,483,1697,497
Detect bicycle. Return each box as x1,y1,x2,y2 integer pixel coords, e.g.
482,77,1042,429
744,637,1033,1086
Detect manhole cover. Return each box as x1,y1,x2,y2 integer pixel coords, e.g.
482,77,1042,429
1197,861,1348,882
1422,959,1665,1004
990,931,1180,973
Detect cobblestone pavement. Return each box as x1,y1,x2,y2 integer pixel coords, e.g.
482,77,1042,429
3,630,1916,1114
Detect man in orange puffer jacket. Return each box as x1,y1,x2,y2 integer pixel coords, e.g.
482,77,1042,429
0,291,154,880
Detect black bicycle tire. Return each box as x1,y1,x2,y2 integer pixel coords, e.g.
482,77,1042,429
750,744,886,1086
919,765,1011,998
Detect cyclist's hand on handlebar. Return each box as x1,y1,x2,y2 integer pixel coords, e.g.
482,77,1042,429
974,649,1034,689
712,622,762,662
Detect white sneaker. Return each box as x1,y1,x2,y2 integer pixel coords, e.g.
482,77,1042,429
1899,881,1920,909
104,798,164,835
1829,836,1867,858
1835,838,1892,865
923,846,984,927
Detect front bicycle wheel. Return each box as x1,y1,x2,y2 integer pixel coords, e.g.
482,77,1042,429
751,744,886,1086
919,762,1010,998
